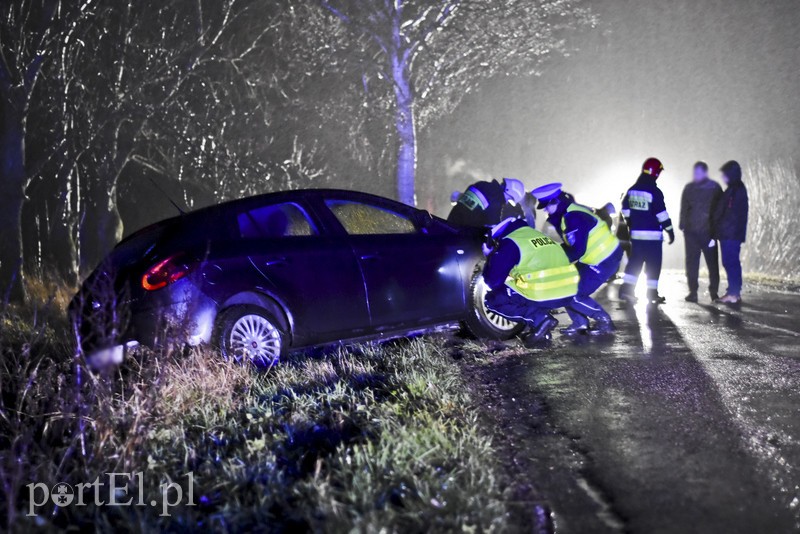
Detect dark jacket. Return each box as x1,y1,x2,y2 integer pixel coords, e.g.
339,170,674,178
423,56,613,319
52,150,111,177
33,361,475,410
621,174,674,241
680,178,722,240
447,180,523,228
713,162,749,242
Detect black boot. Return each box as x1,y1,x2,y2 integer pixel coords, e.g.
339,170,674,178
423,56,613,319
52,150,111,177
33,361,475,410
684,292,698,303
523,316,558,348
590,316,616,336
560,315,590,336
647,289,666,305
560,323,589,336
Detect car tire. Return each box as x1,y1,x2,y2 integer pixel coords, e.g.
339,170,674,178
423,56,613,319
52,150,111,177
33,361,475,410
462,270,525,340
215,305,287,368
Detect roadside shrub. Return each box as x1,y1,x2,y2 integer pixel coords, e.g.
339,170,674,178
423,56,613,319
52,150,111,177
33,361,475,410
742,158,800,279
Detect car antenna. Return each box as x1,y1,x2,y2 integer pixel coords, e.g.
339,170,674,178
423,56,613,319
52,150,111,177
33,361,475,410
147,176,186,215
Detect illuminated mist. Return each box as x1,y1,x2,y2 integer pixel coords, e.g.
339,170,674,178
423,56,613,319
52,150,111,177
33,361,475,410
422,0,800,269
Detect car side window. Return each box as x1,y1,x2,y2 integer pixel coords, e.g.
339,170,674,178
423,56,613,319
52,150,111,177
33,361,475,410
325,200,417,235
237,203,317,239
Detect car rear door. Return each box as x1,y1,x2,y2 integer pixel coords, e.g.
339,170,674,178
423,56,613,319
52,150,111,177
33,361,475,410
321,197,466,331
232,200,370,345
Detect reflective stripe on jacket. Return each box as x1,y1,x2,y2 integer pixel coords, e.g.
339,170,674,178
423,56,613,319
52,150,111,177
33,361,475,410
504,227,579,301
560,203,621,265
629,229,665,241
621,174,673,240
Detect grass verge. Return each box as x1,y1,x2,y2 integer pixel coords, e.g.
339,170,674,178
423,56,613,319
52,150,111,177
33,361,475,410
743,273,800,294
0,302,510,532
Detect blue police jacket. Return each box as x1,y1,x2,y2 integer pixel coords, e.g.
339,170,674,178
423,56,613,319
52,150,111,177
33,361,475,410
621,174,674,241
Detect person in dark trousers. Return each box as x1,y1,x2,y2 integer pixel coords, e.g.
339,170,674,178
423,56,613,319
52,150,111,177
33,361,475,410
680,161,722,302
482,217,580,347
618,158,675,305
532,183,621,335
615,201,633,259
712,160,749,304
448,178,525,228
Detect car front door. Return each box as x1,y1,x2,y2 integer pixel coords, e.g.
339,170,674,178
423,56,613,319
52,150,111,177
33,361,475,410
322,198,466,331
233,200,370,345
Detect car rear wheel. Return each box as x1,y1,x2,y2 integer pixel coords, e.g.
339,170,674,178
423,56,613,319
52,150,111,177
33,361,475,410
463,270,525,340
216,305,286,368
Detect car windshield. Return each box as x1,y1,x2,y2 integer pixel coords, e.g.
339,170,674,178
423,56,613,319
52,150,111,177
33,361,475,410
326,200,416,235
237,203,316,239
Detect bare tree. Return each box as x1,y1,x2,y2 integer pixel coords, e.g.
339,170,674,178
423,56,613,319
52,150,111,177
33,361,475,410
0,0,93,301
312,0,594,205
57,0,339,273
132,2,332,206
64,0,250,271
3,0,340,291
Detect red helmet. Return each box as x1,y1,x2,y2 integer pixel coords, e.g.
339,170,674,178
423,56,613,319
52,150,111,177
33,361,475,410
642,157,664,178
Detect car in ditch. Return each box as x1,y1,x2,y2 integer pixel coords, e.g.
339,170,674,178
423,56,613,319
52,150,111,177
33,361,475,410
70,189,523,367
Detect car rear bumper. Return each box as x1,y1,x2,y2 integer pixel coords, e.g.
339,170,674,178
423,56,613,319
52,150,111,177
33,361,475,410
73,278,220,356
126,292,219,347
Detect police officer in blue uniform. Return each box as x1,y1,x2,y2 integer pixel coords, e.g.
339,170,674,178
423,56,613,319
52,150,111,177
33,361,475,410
482,217,582,346
448,178,526,228
532,183,621,335
618,158,675,304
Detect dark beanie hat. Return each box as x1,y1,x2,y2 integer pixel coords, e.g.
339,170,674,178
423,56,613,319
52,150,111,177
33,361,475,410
720,160,742,182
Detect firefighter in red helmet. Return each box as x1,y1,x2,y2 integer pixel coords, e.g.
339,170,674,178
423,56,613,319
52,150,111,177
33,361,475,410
618,158,675,304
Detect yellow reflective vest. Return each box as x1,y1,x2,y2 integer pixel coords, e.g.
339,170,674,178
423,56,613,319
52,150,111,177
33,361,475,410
504,227,579,302
560,203,620,266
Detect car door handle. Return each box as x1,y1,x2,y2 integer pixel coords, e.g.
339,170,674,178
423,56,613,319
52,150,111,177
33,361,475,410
264,257,288,266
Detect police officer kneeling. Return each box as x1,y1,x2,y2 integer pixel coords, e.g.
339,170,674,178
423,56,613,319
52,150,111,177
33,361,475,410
482,218,580,347
532,183,621,335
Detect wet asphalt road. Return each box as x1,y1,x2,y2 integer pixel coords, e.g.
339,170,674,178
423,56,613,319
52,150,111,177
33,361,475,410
469,274,800,534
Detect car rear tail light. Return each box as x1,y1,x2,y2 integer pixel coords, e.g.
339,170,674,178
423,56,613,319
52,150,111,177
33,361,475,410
141,254,191,291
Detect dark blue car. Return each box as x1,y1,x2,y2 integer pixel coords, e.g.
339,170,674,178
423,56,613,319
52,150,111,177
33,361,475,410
71,189,522,367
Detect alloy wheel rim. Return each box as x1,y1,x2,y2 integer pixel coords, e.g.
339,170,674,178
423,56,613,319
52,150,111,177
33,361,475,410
475,277,518,331
229,314,282,364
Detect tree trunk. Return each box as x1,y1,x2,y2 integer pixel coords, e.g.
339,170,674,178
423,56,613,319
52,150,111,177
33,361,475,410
0,187,27,303
49,215,80,286
80,182,123,275
392,56,417,206
0,101,28,303
50,173,80,286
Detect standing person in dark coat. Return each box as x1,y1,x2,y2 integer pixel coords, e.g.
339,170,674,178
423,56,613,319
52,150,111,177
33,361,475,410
713,161,749,304
680,162,722,302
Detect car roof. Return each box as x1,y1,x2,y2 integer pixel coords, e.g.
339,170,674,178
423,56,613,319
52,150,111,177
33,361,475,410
118,189,417,246
195,188,414,217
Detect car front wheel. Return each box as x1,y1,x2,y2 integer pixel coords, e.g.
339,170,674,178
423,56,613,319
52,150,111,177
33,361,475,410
463,271,525,340
216,305,286,368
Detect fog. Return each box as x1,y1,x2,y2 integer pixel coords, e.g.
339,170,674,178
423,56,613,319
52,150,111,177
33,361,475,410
3,0,799,300
421,0,800,268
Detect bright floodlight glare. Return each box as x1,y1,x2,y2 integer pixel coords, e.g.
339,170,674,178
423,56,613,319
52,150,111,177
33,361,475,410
571,160,641,209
